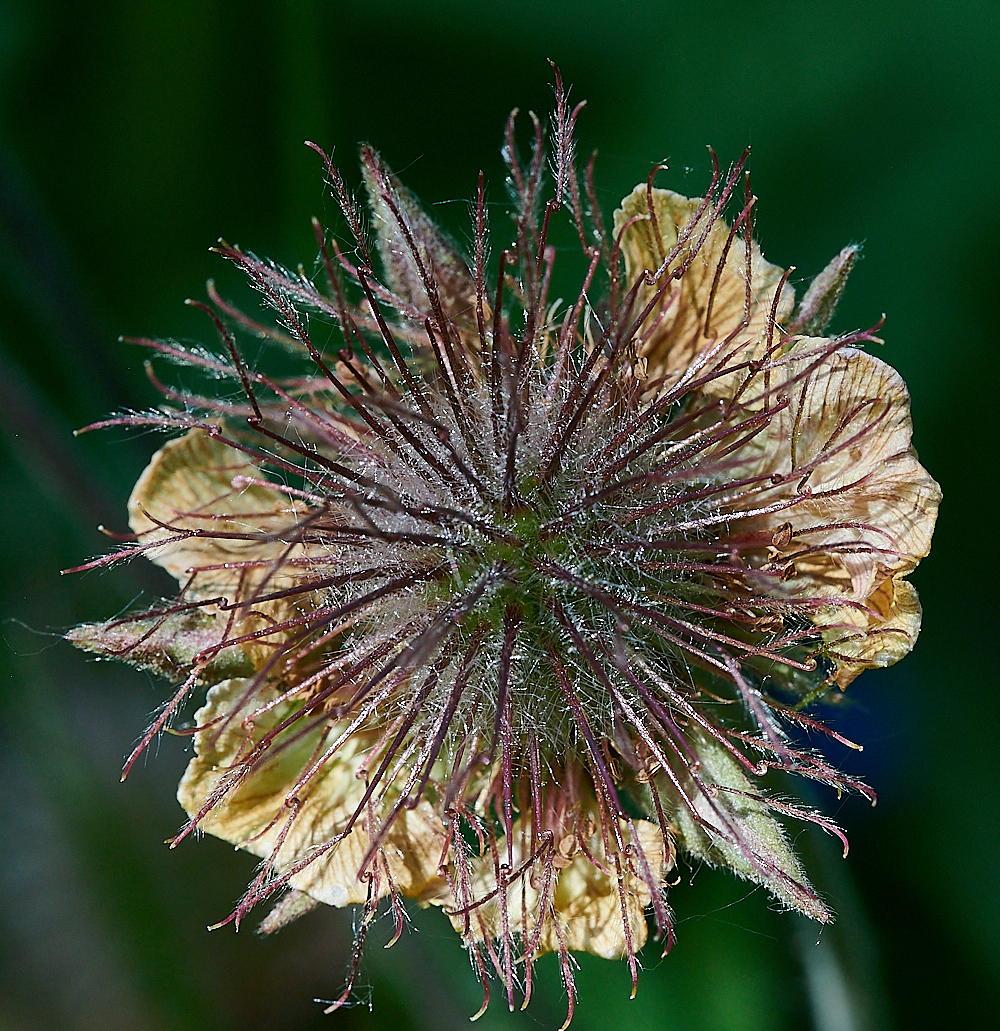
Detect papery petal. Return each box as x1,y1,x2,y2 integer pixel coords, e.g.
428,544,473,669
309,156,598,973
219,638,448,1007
723,339,940,684
613,185,794,393
744,340,937,574
547,818,667,958
664,732,830,922
128,429,321,666
452,813,669,960
178,678,449,909
821,577,924,688
128,428,306,590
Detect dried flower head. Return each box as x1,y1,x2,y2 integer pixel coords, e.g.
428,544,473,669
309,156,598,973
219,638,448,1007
68,71,938,1023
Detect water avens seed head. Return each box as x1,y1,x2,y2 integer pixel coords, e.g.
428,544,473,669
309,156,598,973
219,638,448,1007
66,70,940,1024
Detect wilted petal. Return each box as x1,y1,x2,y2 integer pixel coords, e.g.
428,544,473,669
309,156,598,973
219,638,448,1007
545,818,667,958
748,340,937,571
821,577,924,688
726,339,940,684
665,732,830,922
452,810,668,960
613,185,794,393
128,429,305,589
178,678,449,909
128,429,321,666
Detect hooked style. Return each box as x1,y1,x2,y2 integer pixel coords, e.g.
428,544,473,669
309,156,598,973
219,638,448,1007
68,70,939,1025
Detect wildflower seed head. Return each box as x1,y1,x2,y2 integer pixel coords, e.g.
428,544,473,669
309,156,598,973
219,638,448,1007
67,71,939,1024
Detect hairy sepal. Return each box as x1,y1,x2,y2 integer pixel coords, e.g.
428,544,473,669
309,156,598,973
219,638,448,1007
665,733,831,922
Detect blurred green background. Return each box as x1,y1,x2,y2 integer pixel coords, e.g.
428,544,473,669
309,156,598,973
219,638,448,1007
1,1,996,1029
